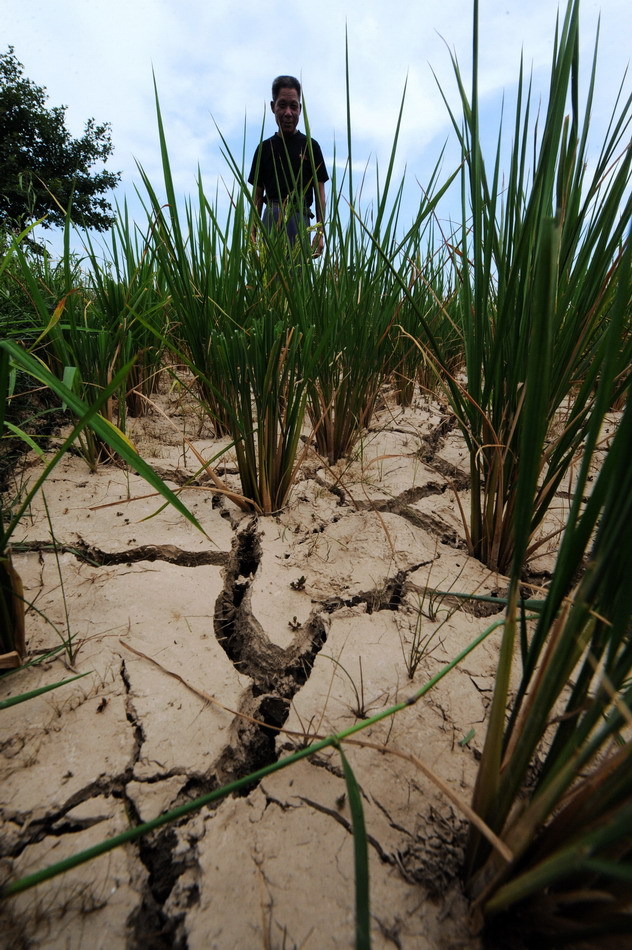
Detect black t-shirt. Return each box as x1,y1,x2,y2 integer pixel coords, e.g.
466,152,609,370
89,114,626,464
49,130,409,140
248,131,328,214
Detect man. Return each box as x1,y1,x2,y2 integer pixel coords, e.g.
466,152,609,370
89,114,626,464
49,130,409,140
248,75,328,256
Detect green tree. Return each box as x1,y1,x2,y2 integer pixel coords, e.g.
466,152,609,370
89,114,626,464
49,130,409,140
0,46,120,232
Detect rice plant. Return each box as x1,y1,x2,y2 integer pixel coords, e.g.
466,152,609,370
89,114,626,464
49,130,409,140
294,77,455,462
436,0,632,575
135,90,316,512
210,314,314,513
465,224,632,946
0,233,47,345
83,202,169,419
297,225,401,463
12,220,139,468
138,86,267,441
362,0,631,573
390,237,462,406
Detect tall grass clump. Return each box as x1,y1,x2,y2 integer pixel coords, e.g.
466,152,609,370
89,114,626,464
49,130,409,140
12,220,142,468
444,2,632,942
83,203,169,419
465,225,632,946
138,87,270,442
391,236,462,405
137,90,316,512
210,314,315,512
0,233,48,346
143,74,453,508
293,178,404,463
420,0,632,574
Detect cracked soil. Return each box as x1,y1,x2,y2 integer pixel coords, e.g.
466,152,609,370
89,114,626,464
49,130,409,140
0,388,571,949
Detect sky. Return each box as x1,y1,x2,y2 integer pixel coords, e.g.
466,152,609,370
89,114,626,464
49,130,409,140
4,0,631,255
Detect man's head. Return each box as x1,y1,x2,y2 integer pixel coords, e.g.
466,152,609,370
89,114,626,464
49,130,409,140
271,75,301,137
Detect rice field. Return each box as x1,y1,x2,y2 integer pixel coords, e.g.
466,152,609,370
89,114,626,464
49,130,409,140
1,1,631,947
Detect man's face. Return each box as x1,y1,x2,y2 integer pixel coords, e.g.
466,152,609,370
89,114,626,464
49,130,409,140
271,86,301,136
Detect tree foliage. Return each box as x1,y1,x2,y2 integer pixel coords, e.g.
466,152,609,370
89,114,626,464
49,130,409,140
0,46,120,232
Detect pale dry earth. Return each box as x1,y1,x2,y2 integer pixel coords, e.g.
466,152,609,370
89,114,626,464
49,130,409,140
0,389,579,949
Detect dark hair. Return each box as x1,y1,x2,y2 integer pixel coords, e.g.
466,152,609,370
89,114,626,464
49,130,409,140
271,75,301,103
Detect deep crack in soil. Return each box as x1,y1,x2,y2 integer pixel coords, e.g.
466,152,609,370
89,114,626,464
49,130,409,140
13,540,229,568
118,516,333,945
128,826,190,950
214,518,328,697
